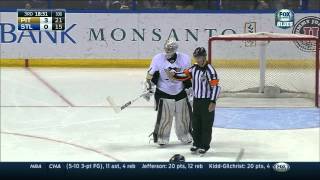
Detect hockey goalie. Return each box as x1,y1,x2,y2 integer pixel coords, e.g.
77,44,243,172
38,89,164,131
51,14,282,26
144,38,193,146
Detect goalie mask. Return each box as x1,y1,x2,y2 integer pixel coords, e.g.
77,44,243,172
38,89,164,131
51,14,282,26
164,38,178,59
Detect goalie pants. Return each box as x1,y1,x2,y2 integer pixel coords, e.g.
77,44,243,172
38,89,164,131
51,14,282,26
192,98,215,151
154,88,187,111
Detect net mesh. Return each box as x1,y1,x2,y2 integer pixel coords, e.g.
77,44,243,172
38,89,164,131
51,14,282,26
208,33,319,106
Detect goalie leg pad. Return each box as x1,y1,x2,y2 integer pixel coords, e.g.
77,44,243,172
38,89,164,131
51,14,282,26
174,98,193,143
153,98,175,145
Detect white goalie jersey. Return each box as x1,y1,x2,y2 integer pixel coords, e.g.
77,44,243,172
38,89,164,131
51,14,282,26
147,52,191,95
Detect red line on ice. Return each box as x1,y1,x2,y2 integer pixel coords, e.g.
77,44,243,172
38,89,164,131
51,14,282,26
27,68,75,107
1,131,121,162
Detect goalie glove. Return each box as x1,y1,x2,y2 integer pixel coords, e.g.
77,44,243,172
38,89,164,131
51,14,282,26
165,68,191,81
142,91,154,102
142,80,155,101
143,79,155,92
164,68,178,81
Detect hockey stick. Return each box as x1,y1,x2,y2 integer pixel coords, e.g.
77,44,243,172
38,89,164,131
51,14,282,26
107,91,153,113
106,96,121,113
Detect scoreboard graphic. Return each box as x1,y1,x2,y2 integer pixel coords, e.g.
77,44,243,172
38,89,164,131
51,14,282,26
17,9,65,31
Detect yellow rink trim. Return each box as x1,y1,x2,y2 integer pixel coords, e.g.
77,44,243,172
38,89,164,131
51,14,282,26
0,59,151,68
0,58,316,68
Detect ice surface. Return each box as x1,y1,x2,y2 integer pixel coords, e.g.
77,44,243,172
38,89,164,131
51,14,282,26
1,68,319,162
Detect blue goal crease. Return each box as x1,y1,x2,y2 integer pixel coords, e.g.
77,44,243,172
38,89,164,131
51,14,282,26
214,108,320,130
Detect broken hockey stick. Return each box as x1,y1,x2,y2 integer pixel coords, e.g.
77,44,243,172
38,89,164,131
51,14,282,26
107,91,153,113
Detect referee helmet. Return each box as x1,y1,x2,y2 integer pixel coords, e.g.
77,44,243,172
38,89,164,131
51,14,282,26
193,47,207,57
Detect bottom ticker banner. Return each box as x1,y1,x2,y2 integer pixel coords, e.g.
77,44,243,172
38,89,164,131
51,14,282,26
0,162,319,178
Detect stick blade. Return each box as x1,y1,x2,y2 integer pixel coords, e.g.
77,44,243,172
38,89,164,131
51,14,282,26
106,96,120,113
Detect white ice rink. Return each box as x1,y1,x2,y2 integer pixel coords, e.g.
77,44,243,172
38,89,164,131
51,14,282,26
1,68,319,162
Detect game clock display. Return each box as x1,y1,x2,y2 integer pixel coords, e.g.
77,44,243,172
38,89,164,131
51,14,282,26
17,9,65,31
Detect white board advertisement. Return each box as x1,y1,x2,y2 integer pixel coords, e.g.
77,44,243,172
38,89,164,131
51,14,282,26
0,13,319,60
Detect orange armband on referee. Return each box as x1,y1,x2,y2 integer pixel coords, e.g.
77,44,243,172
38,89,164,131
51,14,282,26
209,79,219,86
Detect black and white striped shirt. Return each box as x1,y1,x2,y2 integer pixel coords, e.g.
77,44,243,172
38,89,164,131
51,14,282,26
185,63,221,102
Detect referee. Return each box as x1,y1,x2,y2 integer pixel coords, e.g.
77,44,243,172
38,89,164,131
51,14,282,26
172,47,221,156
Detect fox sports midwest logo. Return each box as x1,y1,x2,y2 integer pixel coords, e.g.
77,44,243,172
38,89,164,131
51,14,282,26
275,9,294,29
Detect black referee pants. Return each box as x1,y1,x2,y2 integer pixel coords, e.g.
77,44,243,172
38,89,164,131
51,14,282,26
192,98,215,151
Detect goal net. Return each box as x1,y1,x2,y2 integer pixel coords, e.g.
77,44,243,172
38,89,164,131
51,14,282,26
208,32,319,107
